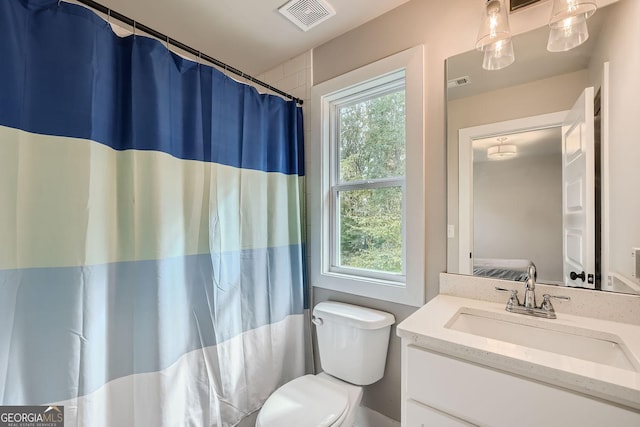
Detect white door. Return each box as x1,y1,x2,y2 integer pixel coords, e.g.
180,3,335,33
562,87,596,288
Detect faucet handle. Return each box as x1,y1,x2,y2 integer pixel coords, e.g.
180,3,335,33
495,287,520,308
542,294,571,302
540,294,570,314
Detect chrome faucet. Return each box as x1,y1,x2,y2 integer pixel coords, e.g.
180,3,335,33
523,264,537,309
495,264,570,319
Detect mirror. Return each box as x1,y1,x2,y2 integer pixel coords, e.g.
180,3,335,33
446,0,640,295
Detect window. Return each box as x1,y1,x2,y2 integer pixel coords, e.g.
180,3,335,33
332,75,406,281
310,46,425,306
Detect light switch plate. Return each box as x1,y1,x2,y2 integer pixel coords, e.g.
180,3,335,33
448,225,455,239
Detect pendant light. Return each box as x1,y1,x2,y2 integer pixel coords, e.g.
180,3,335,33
547,0,597,52
488,137,517,160
476,0,515,70
482,38,515,71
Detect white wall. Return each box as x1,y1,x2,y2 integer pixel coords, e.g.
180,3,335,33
474,153,563,283
256,52,312,107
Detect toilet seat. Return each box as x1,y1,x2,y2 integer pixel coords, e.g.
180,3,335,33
257,374,350,427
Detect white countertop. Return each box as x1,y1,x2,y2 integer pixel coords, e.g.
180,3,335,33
397,293,640,411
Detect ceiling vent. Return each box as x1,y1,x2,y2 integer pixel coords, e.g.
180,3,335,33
447,76,471,89
278,0,336,32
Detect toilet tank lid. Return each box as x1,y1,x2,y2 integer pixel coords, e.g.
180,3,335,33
313,302,395,330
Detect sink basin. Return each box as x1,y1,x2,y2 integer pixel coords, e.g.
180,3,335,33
446,309,639,371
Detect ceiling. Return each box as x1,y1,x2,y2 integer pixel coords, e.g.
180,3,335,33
79,0,411,75
473,127,561,162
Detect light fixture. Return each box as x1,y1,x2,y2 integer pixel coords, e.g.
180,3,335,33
482,38,515,71
476,0,515,71
547,0,597,52
487,137,517,160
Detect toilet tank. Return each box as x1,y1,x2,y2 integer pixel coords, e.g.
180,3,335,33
313,301,395,385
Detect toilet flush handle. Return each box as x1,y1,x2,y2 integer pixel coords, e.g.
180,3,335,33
312,317,323,326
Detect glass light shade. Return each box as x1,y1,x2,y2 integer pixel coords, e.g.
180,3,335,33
548,0,596,28
547,17,589,52
487,144,517,159
476,0,512,51
482,39,515,70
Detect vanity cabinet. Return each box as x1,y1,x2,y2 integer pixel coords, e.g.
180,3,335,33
405,399,471,427
402,344,640,427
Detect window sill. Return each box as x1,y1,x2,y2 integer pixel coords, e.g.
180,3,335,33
313,271,423,307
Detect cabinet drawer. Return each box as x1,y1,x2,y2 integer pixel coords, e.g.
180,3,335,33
405,345,640,427
406,399,474,427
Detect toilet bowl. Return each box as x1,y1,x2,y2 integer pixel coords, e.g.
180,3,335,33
255,373,362,427
256,302,395,427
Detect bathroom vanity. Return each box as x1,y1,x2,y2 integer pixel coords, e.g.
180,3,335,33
397,274,640,427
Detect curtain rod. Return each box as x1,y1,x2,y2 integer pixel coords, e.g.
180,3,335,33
71,0,304,105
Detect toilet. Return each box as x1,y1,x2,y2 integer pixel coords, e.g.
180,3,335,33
256,301,395,427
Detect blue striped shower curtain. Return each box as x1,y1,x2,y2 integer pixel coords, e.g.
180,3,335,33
0,0,307,425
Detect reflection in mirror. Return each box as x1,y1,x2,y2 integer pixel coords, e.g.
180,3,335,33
446,0,640,295
473,128,563,285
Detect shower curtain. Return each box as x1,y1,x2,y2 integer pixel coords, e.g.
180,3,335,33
0,1,307,426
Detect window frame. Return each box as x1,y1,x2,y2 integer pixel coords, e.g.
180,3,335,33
309,46,425,307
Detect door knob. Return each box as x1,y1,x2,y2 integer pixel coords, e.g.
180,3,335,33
570,271,586,282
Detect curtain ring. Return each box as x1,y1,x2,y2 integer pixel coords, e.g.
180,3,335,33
166,35,170,52
58,0,61,6
133,21,136,37
107,9,111,25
